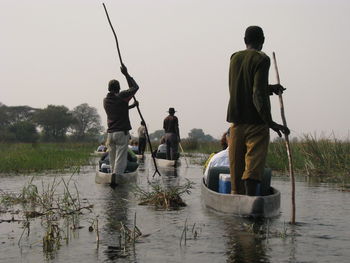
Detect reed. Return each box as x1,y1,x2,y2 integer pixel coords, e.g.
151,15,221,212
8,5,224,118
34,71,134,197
0,142,96,174
267,135,349,179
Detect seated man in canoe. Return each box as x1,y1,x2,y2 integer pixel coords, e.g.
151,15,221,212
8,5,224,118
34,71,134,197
99,149,138,173
128,139,139,154
204,129,230,184
96,142,107,152
154,136,167,159
204,130,230,171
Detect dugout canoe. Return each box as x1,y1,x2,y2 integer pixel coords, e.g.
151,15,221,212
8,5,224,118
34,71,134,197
201,178,280,218
95,170,138,184
155,158,180,168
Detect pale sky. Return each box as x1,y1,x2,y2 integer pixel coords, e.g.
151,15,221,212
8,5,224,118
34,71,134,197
1,0,349,139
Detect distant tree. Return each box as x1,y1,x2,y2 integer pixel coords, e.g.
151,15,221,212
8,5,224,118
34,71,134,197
188,128,205,140
34,105,74,141
188,128,215,142
149,129,164,141
6,105,37,124
0,103,39,142
203,134,215,142
0,104,10,128
70,103,103,141
0,104,37,127
9,121,39,143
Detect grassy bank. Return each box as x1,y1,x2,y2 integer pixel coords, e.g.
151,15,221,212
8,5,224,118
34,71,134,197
0,142,96,174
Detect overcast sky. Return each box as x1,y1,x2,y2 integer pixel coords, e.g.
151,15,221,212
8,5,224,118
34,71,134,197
1,0,349,139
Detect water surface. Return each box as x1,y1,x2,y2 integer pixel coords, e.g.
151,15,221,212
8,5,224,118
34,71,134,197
1,156,349,262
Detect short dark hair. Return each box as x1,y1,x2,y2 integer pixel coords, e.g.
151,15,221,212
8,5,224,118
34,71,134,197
108,79,120,92
244,26,264,45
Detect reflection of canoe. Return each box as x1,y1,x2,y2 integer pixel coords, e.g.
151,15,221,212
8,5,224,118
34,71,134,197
155,158,179,168
201,179,280,218
95,170,138,184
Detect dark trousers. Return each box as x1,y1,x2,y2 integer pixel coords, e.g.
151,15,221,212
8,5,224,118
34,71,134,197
165,133,178,160
138,137,146,155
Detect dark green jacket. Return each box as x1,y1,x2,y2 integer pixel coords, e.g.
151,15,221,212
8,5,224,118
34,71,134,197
226,50,273,125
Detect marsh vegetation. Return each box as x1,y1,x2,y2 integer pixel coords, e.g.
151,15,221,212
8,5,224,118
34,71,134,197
0,142,96,174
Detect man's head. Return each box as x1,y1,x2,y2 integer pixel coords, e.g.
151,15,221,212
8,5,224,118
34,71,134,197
244,26,265,50
168,107,176,116
108,79,120,93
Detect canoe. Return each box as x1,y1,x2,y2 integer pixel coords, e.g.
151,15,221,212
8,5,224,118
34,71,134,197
155,158,180,168
95,170,138,184
201,179,280,218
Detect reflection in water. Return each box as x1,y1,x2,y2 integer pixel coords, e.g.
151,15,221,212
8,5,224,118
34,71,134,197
224,219,270,263
101,184,136,261
161,168,179,189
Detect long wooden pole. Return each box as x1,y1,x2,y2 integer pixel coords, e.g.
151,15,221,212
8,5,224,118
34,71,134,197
272,52,296,224
102,3,161,177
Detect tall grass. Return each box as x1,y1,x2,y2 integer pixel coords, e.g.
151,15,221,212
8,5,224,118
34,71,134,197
0,142,96,174
267,135,349,178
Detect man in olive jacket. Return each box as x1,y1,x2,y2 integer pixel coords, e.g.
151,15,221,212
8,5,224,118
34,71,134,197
103,64,139,182
227,26,290,195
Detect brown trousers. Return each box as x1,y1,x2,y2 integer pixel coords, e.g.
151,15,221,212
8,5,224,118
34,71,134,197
229,123,269,194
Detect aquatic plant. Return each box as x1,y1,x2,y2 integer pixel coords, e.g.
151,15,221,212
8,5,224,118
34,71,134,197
0,174,95,256
133,179,194,209
179,219,202,247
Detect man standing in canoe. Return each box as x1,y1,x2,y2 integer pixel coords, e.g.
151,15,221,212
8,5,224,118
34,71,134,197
227,26,290,196
103,64,139,183
163,107,180,160
137,121,146,156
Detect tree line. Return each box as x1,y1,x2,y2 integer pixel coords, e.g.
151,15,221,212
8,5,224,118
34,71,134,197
148,128,215,142
0,102,102,143
1,101,217,144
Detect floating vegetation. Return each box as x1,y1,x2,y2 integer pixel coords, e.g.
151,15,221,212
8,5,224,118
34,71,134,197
0,174,95,257
133,179,194,209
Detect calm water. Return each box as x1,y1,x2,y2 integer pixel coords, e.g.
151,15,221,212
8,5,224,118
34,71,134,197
1,156,349,263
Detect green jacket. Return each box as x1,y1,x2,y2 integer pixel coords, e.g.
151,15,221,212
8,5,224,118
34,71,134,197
226,50,273,125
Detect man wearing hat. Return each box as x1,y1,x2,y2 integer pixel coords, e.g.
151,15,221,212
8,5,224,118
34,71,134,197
163,107,180,160
227,26,290,195
103,64,139,183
